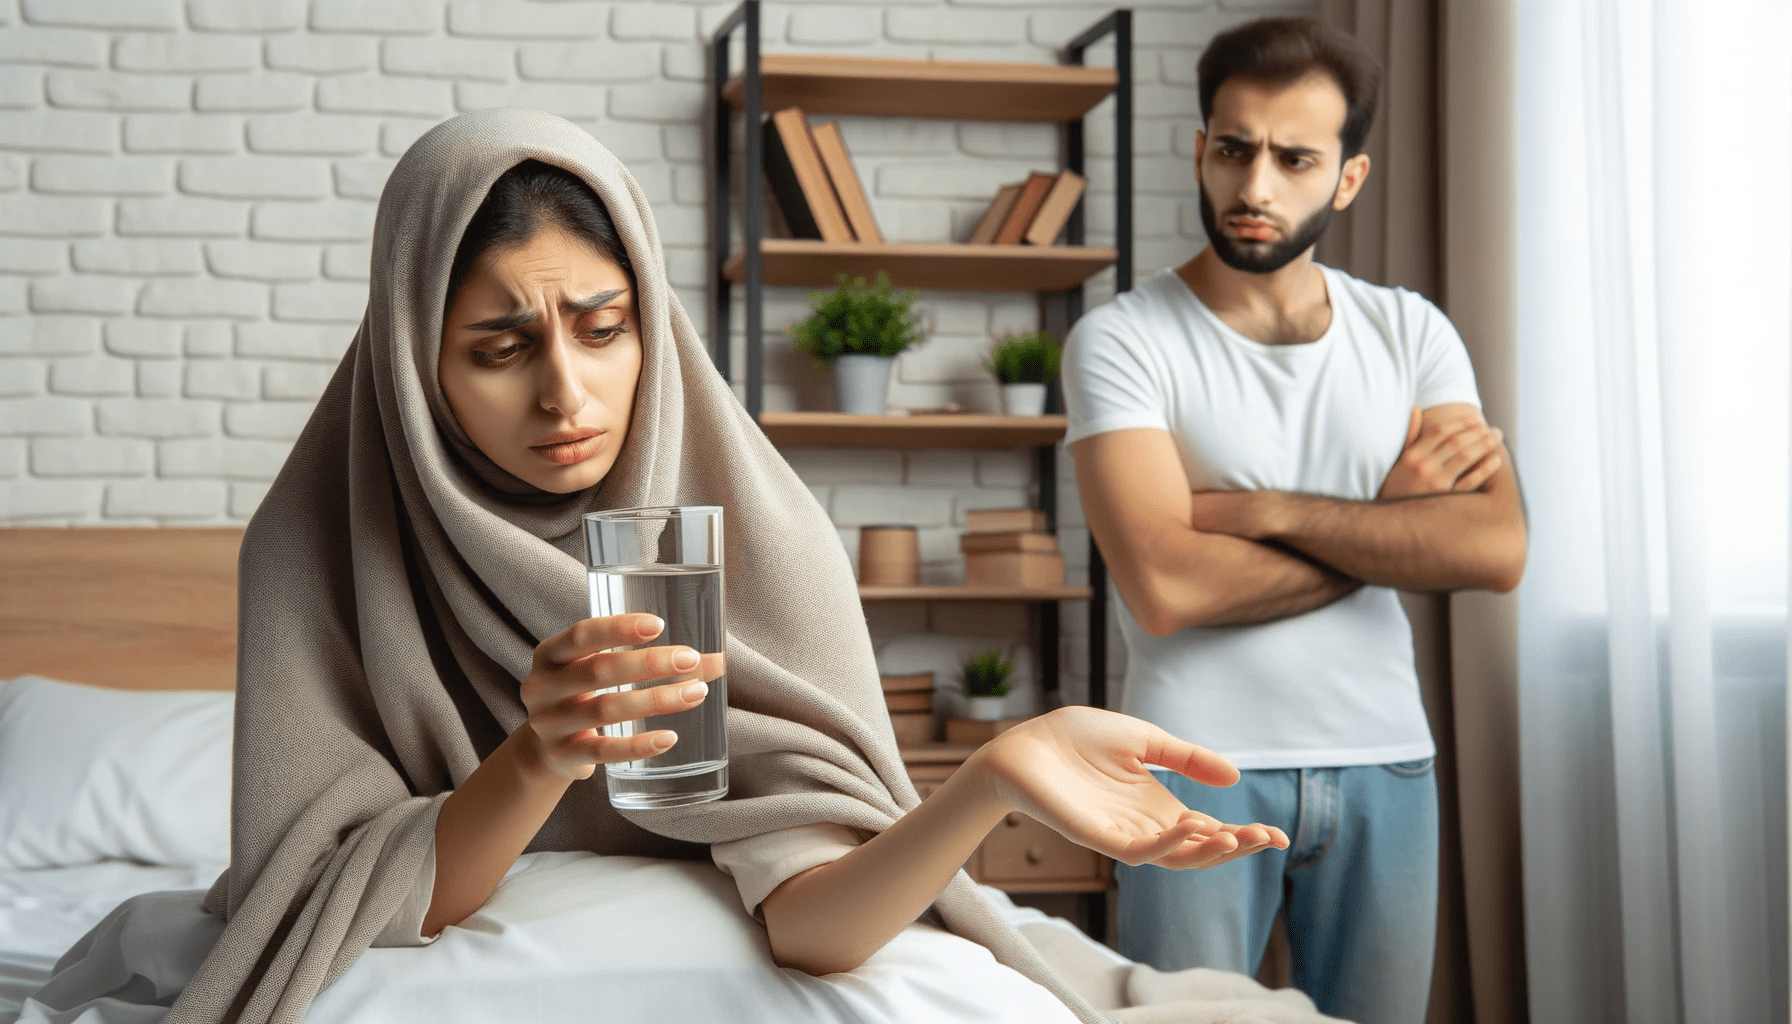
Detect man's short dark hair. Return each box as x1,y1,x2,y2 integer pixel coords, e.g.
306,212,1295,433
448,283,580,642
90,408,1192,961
1197,17,1382,160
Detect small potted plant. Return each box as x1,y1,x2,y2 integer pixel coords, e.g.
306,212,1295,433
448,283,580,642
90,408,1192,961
984,331,1062,416
960,648,1013,721
787,272,923,415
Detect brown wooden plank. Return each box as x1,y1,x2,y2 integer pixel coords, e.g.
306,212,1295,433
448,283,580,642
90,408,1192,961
724,239,1116,292
0,527,242,691
758,411,1066,449
724,54,1117,122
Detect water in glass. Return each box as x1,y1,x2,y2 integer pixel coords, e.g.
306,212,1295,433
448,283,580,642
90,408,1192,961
587,562,727,807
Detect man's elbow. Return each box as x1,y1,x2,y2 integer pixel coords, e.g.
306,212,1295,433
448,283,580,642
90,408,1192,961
1124,574,1207,637
1479,531,1528,594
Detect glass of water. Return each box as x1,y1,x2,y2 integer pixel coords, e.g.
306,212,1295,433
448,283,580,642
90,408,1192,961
582,505,727,808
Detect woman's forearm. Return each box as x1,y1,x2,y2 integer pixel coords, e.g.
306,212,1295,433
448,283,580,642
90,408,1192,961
758,752,1010,976
423,727,572,936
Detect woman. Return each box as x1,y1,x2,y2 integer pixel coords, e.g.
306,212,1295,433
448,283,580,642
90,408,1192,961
37,110,1287,1024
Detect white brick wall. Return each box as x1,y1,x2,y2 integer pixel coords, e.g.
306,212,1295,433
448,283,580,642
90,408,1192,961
0,0,1313,702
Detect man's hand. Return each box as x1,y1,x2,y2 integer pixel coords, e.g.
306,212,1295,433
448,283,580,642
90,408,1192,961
1378,406,1504,500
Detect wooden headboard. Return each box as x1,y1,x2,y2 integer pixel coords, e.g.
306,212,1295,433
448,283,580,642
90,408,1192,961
0,528,243,691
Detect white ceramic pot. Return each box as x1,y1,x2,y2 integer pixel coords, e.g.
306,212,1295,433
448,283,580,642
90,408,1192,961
965,694,1008,721
833,354,895,415
1000,382,1048,416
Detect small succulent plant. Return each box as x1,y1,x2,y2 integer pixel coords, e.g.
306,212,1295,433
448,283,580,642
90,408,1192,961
961,648,1014,697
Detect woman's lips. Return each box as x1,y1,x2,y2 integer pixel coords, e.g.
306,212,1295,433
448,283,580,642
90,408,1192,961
530,430,603,466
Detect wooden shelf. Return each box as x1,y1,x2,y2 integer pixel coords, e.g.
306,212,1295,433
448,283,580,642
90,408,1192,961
859,584,1092,602
723,54,1117,122
759,411,1066,448
724,239,1116,292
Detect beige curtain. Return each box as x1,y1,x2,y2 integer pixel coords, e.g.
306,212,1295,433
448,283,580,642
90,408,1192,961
1312,3,1528,1023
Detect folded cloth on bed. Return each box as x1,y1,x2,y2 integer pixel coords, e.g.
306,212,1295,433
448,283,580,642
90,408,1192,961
0,678,231,871
0,862,225,1024
141,107,1103,1024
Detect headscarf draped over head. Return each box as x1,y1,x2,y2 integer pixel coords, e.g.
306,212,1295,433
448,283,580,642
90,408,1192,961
169,109,1102,1024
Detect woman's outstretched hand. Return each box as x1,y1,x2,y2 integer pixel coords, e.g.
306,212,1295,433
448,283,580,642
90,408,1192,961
969,706,1290,869
517,613,716,781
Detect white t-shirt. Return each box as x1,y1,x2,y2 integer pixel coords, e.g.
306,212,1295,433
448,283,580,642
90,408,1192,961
1063,264,1482,769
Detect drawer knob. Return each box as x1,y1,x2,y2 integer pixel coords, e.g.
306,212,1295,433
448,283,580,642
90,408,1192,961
1004,813,1023,828
1025,847,1045,865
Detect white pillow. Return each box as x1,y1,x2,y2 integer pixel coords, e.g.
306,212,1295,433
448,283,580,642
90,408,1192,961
0,675,232,869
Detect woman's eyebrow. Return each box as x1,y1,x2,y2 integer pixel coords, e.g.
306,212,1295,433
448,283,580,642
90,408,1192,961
563,288,627,314
462,289,628,332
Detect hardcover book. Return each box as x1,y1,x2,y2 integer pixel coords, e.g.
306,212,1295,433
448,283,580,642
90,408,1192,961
1023,169,1087,246
762,107,853,243
968,183,1023,245
810,120,881,243
963,508,1049,534
992,171,1057,245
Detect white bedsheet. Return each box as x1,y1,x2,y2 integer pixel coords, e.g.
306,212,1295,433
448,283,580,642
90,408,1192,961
0,862,223,1024
15,852,1083,1024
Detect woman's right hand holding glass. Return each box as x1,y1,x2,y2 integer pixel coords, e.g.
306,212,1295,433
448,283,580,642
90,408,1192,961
518,613,709,781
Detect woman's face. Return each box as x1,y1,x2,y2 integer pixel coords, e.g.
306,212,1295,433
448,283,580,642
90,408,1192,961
440,226,641,494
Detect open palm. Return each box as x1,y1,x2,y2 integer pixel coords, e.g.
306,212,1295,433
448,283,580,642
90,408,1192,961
974,707,1289,869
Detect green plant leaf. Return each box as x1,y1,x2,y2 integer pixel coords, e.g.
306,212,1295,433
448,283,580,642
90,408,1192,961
960,647,1014,696
983,331,1062,384
785,272,924,367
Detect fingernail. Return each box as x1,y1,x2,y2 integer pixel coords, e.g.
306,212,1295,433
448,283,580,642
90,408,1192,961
639,615,664,638
680,681,708,701
673,648,699,670
652,731,677,751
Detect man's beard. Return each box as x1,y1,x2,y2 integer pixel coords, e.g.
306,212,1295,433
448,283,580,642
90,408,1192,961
1198,181,1335,274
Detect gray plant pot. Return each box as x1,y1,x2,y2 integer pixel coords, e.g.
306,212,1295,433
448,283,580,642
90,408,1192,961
1000,382,1048,416
965,695,1008,721
833,354,895,415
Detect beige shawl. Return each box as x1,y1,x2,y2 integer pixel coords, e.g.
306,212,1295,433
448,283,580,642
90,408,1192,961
168,109,1106,1024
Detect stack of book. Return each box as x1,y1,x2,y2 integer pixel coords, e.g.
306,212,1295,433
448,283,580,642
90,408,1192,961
763,106,881,243
881,672,936,747
966,169,1087,246
960,508,1064,588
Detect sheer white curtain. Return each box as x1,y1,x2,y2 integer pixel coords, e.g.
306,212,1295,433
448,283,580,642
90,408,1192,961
1514,1,1791,1022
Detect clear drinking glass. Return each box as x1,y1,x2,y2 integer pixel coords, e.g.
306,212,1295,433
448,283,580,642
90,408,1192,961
582,505,728,808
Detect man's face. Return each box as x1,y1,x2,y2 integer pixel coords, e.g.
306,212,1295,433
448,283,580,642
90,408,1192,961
1195,72,1363,274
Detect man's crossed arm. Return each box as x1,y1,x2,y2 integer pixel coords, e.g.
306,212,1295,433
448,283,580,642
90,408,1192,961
1070,404,1526,639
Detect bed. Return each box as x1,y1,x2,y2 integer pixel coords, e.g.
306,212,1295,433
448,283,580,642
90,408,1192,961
0,527,1334,1024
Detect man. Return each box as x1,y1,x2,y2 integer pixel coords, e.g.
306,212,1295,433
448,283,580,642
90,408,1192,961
1062,16,1526,1024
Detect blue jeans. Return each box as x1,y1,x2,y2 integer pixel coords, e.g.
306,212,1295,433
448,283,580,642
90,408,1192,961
1116,760,1439,1024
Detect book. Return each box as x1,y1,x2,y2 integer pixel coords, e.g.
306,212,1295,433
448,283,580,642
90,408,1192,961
762,107,853,243
963,507,1048,534
959,531,1059,554
880,672,936,693
809,120,881,243
968,183,1023,245
965,551,1065,588
1024,169,1087,246
992,171,1057,245
884,690,934,713
890,711,934,748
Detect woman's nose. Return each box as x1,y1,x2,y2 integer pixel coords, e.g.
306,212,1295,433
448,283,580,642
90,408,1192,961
535,328,586,417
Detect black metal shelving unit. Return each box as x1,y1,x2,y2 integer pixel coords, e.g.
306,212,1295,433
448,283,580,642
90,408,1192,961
707,3,1132,715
